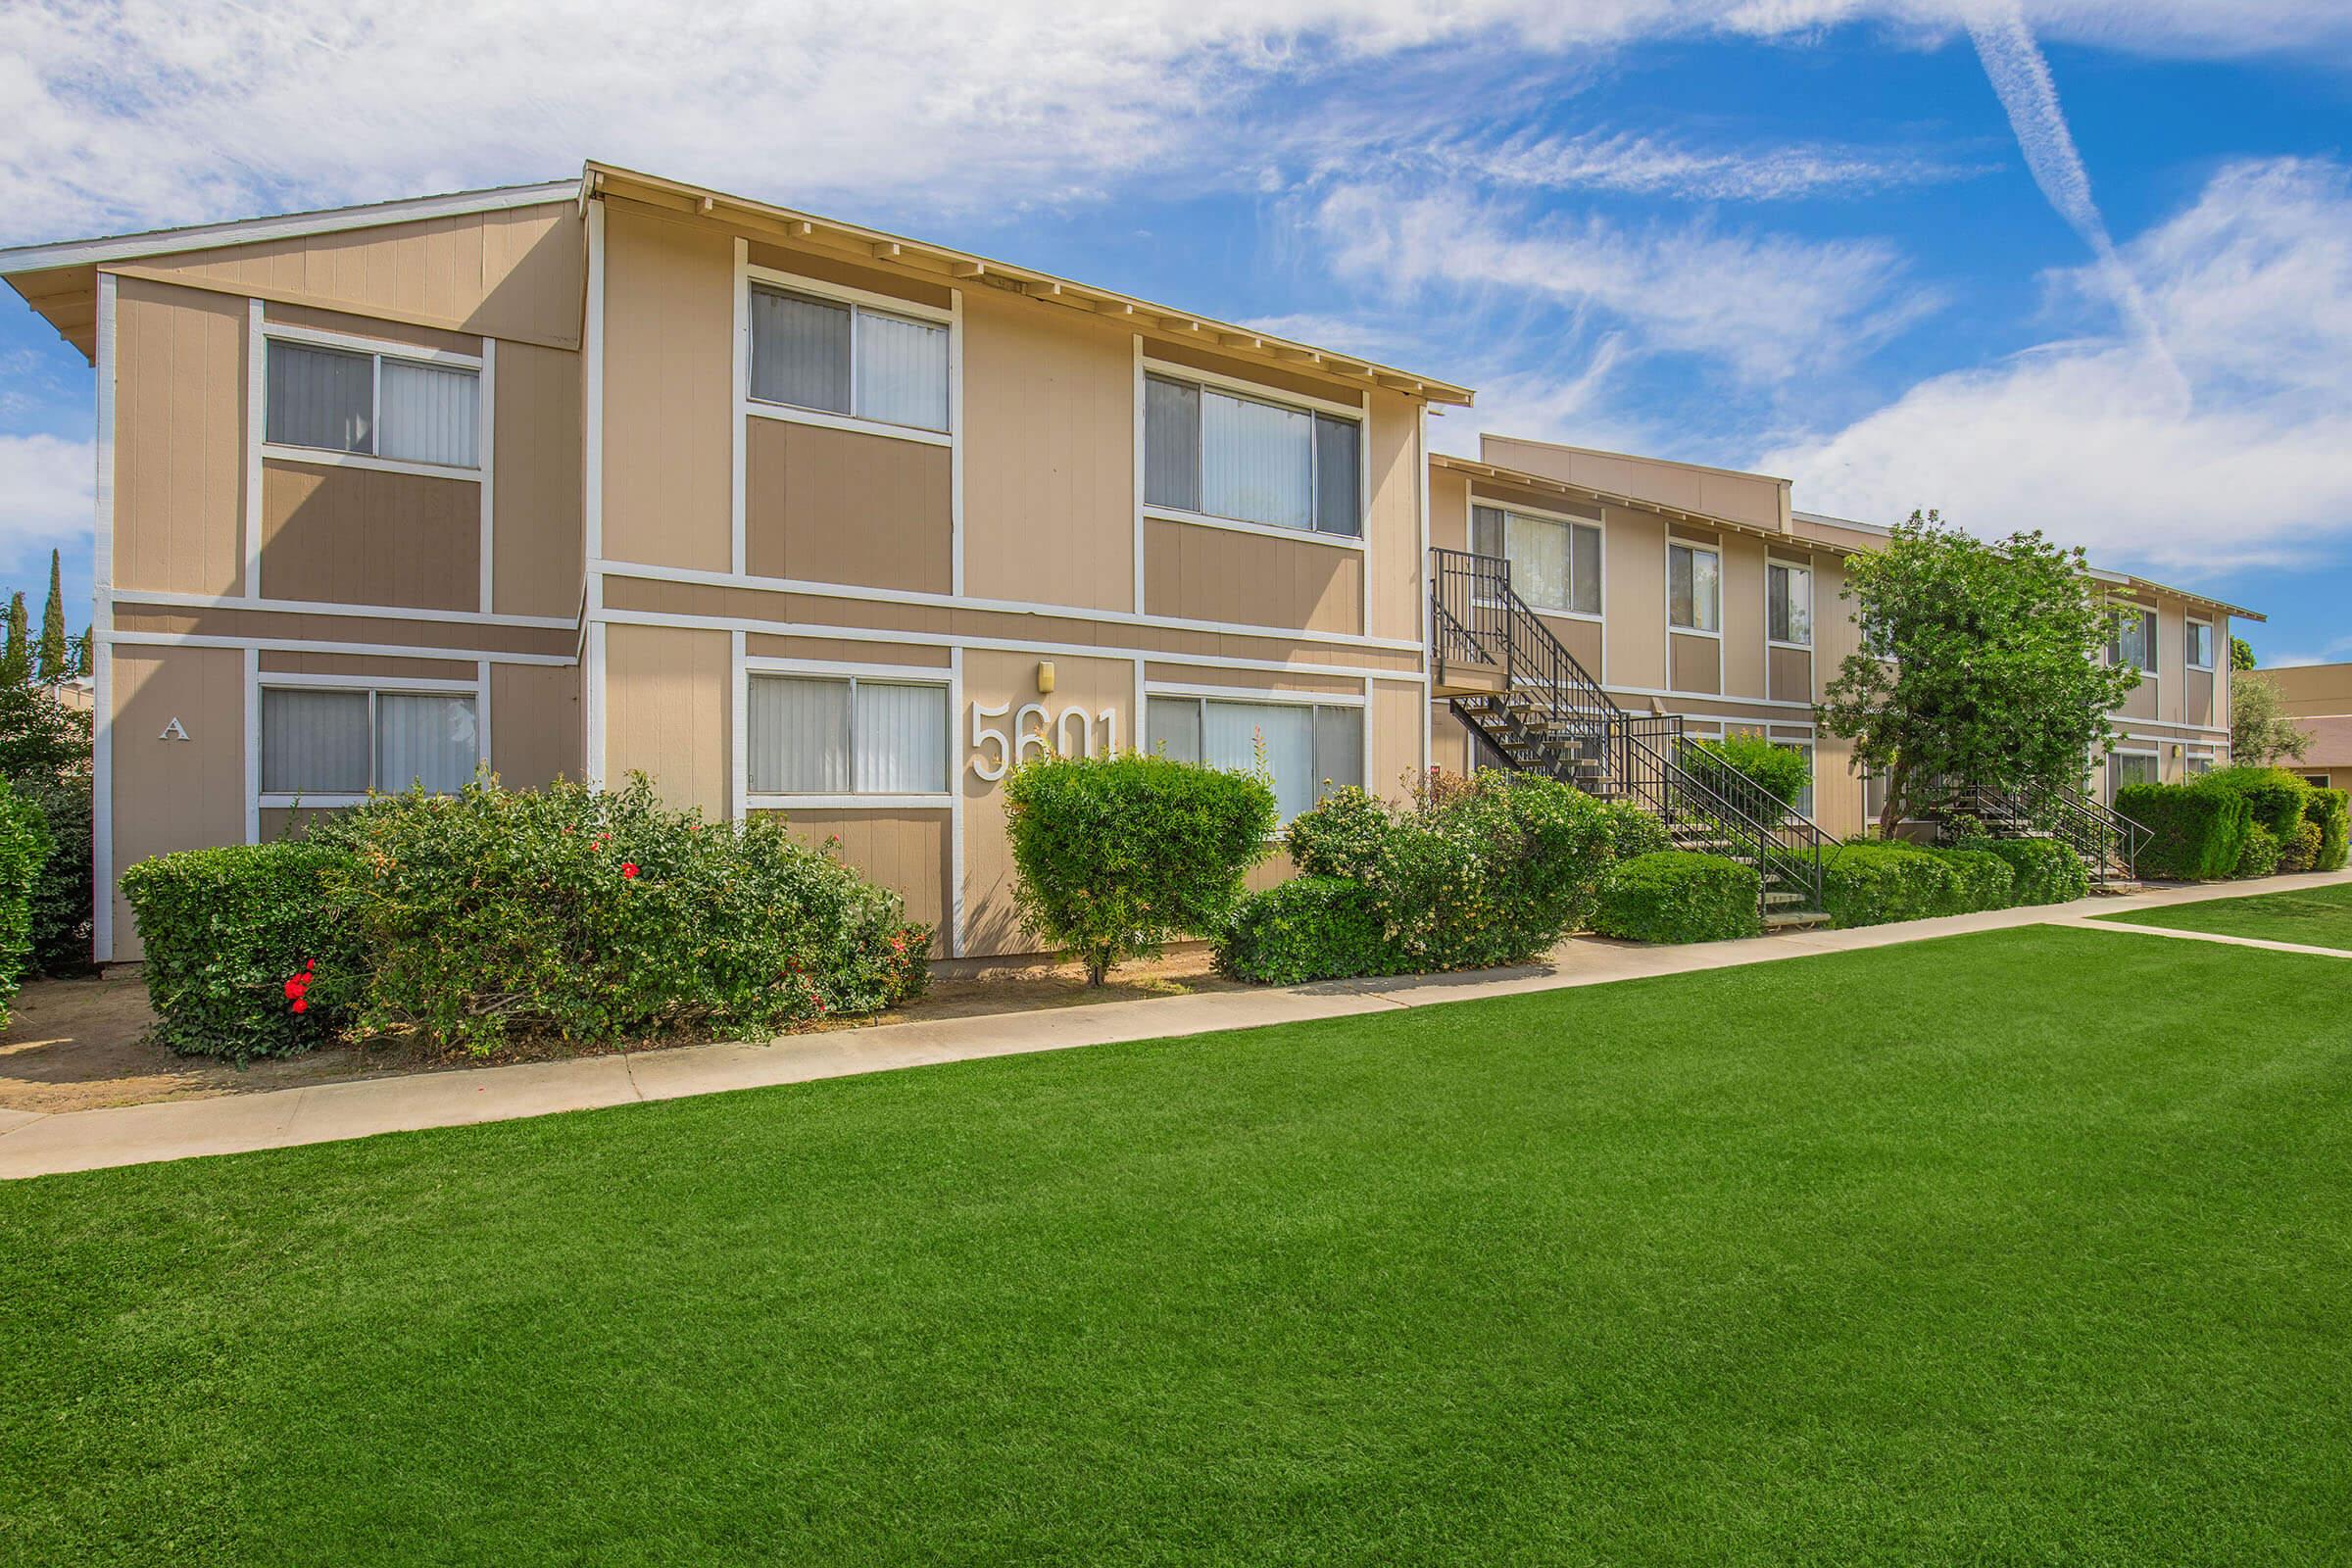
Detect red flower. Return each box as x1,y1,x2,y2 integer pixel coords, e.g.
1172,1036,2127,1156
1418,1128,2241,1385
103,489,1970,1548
621,861,640,879
290,999,309,1015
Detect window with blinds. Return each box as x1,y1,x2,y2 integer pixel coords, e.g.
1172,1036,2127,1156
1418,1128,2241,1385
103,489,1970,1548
2109,606,2157,671
260,687,478,796
1145,695,1362,822
1470,504,1600,615
1669,543,1722,633
1144,372,1361,537
746,674,949,796
748,285,950,433
1767,562,1812,646
265,339,480,468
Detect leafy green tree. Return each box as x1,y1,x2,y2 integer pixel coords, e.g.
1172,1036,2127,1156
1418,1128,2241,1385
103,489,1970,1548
72,629,92,679
1817,512,2140,833
2230,670,2310,765
2230,635,2256,672
0,593,25,687
35,551,66,684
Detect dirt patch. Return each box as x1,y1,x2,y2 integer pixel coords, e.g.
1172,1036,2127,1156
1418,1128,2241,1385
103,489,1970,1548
0,949,1246,1115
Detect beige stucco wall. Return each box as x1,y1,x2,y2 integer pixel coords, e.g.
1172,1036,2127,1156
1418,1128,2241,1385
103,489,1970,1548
110,646,248,959
113,276,248,597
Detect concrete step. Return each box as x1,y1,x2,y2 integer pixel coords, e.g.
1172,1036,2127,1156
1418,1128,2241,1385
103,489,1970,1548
1765,909,1831,931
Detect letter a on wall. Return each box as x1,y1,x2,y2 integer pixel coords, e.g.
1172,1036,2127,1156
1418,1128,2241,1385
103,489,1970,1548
159,717,191,742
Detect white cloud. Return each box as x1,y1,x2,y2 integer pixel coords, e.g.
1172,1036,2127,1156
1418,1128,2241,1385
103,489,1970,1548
1759,158,2352,575
1314,182,1937,382
1431,128,1987,201
0,433,93,565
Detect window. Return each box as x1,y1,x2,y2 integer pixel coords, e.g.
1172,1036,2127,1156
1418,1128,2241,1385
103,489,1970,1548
2110,751,2158,802
2185,620,2214,670
2110,606,2156,671
748,285,950,433
2302,773,2330,789
265,339,480,467
1471,505,1600,615
1767,562,1812,647
1146,695,1361,822
261,687,477,796
1144,372,1360,537
1669,543,1721,633
1777,740,1816,820
746,674,948,795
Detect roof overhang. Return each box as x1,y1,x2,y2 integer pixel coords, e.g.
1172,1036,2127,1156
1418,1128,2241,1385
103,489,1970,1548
2093,568,2266,622
585,161,1474,408
1435,452,1853,554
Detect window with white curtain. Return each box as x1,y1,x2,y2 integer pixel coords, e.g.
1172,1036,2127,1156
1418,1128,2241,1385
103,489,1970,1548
1146,694,1362,822
748,284,949,433
2110,751,2158,802
265,339,479,468
747,674,948,796
1144,372,1361,537
2110,606,2157,671
2185,619,2213,670
1470,504,1600,615
1669,543,1722,633
1767,562,1812,646
261,686,477,796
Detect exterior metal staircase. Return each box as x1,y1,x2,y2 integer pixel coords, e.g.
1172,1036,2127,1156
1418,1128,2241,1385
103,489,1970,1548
1431,547,1837,926
1918,777,2149,887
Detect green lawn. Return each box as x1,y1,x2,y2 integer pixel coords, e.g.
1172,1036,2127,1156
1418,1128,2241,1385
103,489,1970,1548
5,927,2349,1565
2096,879,2352,952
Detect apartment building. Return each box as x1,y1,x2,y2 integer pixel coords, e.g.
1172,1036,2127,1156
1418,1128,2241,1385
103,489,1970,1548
2254,662,2352,790
0,162,2260,962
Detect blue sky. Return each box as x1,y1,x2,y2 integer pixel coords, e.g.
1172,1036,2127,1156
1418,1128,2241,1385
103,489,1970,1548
2,1,2348,661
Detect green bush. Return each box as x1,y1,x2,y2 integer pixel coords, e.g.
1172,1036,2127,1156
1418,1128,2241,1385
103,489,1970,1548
2201,765,2312,841
1685,734,1810,810
1978,837,2091,906
1004,752,1276,985
0,778,48,1029
121,840,361,1060
1369,771,1616,970
1932,846,2017,912
2277,818,2323,874
1592,852,1761,944
2231,819,2282,879
310,776,928,1053
1216,876,1399,984
2117,781,2248,881
17,770,91,974
2305,787,2348,872
1823,840,1965,928
1285,785,1388,880
1594,797,1671,862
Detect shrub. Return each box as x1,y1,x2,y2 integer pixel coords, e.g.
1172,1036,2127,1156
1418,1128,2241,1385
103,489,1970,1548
1004,752,1275,985
2231,819,2282,879
1932,846,2016,912
1594,798,1671,862
120,840,361,1060
16,770,91,974
311,776,928,1053
0,779,47,1028
1216,876,1398,985
2277,818,2323,875
1369,771,1616,969
2117,781,2248,881
1592,852,1761,944
2201,765,2313,842
1685,734,1811,810
1978,837,2091,906
2305,787,2348,872
1285,785,1389,880
1823,840,1965,928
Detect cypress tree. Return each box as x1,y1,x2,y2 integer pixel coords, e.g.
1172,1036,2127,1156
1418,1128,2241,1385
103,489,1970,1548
36,550,67,684
73,629,92,679
1,592,26,686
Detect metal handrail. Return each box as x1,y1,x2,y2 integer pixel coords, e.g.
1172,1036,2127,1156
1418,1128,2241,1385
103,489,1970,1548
1928,776,2149,881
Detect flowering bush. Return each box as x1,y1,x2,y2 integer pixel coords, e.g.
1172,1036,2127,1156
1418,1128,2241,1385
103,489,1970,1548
309,775,927,1054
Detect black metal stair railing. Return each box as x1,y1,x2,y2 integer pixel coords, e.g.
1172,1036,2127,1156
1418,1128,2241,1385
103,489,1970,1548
1926,776,2148,882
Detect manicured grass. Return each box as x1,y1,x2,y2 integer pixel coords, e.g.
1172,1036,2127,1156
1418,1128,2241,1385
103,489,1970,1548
4,927,2349,1564
2096,879,2352,952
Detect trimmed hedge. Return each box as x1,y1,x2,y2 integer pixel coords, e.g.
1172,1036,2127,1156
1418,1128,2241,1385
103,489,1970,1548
1824,841,1966,928
2117,782,2248,881
1980,836,2091,906
1936,846,2017,913
121,840,360,1060
1286,785,1388,881
2278,818,2324,875
1685,734,1811,810
2307,787,2349,872
1592,852,1761,944
0,779,48,1029
1595,798,1672,862
2202,765,2312,842
1216,876,1399,984
2232,820,2282,879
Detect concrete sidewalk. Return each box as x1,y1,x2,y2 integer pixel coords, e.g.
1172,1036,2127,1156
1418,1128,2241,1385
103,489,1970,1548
5,869,2347,1179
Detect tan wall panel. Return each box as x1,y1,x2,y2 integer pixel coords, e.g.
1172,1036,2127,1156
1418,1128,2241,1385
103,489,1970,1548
1365,389,1423,644
1670,633,1722,696
1369,677,1423,802
1481,436,1788,533
745,419,951,592
492,662,582,787
1721,536,1765,700
2183,668,2216,729
1143,518,1363,635
604,623,729,816
960,285,1135,613
1603,507,1665,688
1816,736,1865,842
1429,465,1471,554
1142,335,1357,406
122,202,582,349
110,647,248,959
1536,613,1603,673
113,604,572,660
262,299,479,356
1813,558,1859,686
1768,646,1813,705
769,809,952,957
2264,662,2352,716
261,651,476,680
2118,677,2159,722
113,276,248,596
745,242,953,310
1143,663,1358,696
1429,704,1472,776
257,806,351,841
960,648,1134,957
743,634,949,667
260,460,479,611
604,205,731,571
494,341,583,617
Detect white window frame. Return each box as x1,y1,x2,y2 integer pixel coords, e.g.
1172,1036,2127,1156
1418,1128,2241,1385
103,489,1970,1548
741,265,956,448
1765,557,1813,650
1469,494,1603,620
1666,539,1723,639
1139,358,1369,551
741,657,956,809
2109,602,2159,679
2184,614,2214,672
1144,682,1368,822
252,669,488,810
2107,744,2160,804
257,320,487,479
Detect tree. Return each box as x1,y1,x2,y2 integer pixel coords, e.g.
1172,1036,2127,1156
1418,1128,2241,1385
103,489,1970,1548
1817,512,2141,834
35,551,66,685
2230,669,2310,765
2230,635,2256,672
72,629,92,679
0,593,26,687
